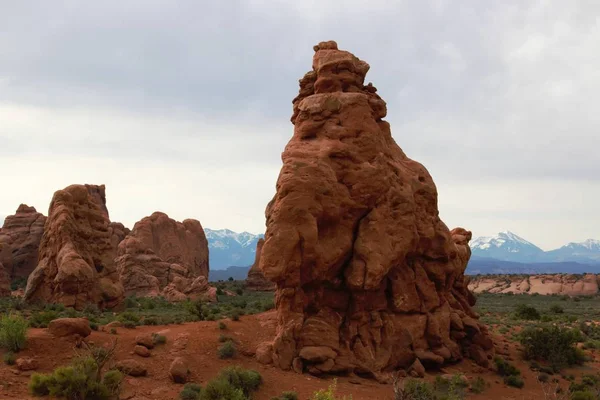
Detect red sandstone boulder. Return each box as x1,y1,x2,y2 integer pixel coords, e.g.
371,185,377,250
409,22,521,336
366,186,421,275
116,212,212,301
0,204,46,280
116,359,147,377
245,239,275,291
258,41,493,377
169,357,190,383
48,318,91,338
24,184,125,309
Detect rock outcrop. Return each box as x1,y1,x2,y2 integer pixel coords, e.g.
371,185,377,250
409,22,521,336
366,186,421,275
0,204,47,280
0,259,10,296
258,41,492,377
468,273,600,296
246,239,276,291
24,184,125,309
116,212,213,302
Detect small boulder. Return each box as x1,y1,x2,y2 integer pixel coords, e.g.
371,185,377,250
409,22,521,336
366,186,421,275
134,345,151,358
48,318,91,338
135,333,155,349
169,357,189,384
116,359,147,377
16,357,38,371
255,342,273,365
408,359,425,378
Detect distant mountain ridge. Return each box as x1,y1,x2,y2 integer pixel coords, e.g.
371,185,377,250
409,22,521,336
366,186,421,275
205,228,263,270
470,231,600,264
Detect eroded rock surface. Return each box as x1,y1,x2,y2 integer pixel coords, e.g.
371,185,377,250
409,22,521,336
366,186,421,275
246,238,275,291
24,184,124,309
468,273,600,296
258,41,492,376
116,212,213,302
0,204,47,280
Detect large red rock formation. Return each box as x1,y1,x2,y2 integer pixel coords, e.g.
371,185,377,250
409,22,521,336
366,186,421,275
0,204,47,280
246,239,276,291
0,250,10,296
258,41,492,378
24,184,124,309
116,212,213,302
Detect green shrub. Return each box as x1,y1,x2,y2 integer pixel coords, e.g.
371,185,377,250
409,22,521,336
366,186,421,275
514,304,541,320
519,325,585,370
504,375,524,388
470,377,486,394
538,373,549,383
570,392,596,400
272,391,299,400
550,305,564,314
217,366,262,396
30,343,121,399
433,375,468,399
29,310,59,328
90,322,99,331
218,322,227,330
0,313,28,352
231,310,241,322
312,380,351,400
180,382,202,399
3,351,16,365
110,328,117,335
494,357,521,377
218,341,237,359
199,366,262,400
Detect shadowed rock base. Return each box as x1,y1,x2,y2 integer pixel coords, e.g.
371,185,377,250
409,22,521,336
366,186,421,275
257,41,493,378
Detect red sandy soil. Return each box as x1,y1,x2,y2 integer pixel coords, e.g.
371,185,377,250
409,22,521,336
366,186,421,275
1,311,599,399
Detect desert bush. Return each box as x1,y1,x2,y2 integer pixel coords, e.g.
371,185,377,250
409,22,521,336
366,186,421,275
494,357,521,377
29,310,59,328
312,380,351,400
218,322,227,330
470,377,486,394
218,340,237,359
0,313,28,352
180,383,202,399
504,375,524,388
433,375,468,400
519,325,585,370
514,304,541,320
117,311,140,326
199,366,262,400
3,351,16,365
231,310,241,321
271,391,299,400
550,305,564,314
394,378,435,400
29,341,121,399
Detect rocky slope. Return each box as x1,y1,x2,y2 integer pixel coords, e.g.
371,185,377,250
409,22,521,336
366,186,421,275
468,273,600,296
24,184,125,309
0,204,47,280
257,41,492,379
116,212,214,302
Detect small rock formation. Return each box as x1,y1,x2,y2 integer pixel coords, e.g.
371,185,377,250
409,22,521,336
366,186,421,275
246,239,276,291
169,357,190,383
116,212,213,302
468,273,600,296
116,359,147,377
258,41,492,377
24,184,125,309
135,333,155,349
0,204,47,280
134,345,151,358
16,357,38,371
48,318,92,338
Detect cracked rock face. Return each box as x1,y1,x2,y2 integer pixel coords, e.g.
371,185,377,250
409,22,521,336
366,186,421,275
116,212,213,302
0,204,47,280
25,184,124,309
258,41,492,377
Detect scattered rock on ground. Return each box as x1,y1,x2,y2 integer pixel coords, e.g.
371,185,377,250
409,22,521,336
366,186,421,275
169,357,190,383
116,359,147,377
48,318,91,338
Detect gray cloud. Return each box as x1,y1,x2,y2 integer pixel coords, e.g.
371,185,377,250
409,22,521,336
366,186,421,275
1,0,599,248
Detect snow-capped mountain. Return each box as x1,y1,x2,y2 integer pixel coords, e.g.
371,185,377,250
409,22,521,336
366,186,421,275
205,228,264,270
470,231,545,262
545,239,600,263
470,232,600,265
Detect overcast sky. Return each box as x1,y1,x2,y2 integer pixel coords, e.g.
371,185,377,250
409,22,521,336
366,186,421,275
1,1,599,250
